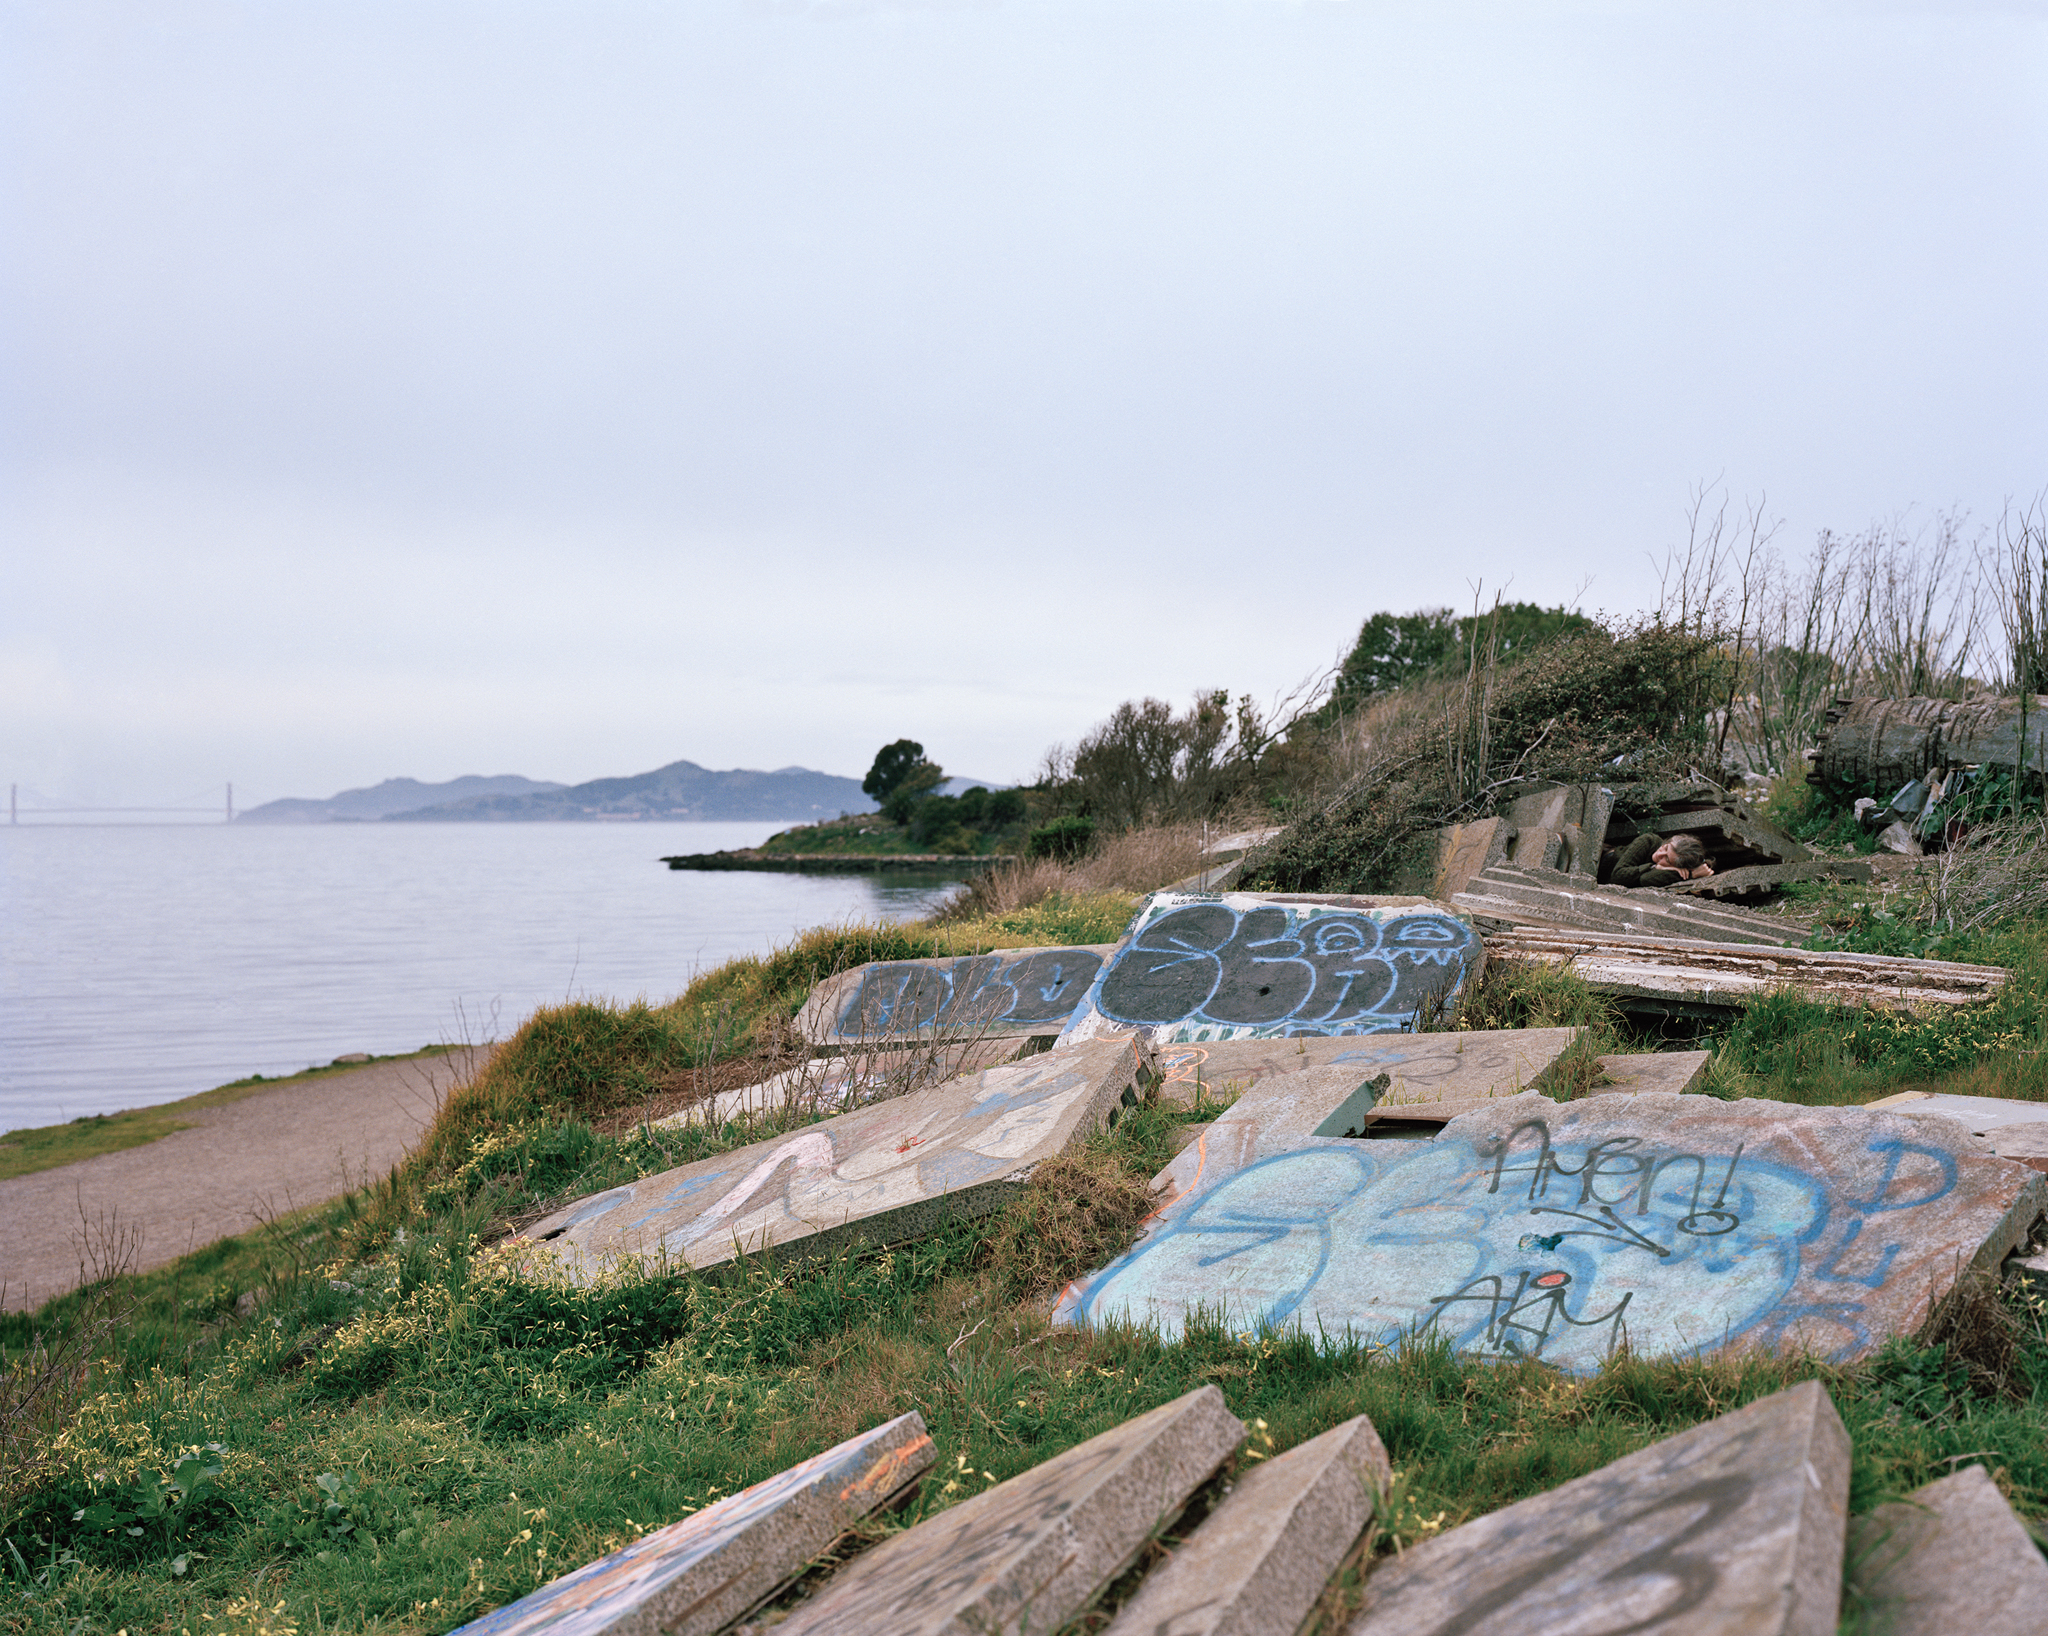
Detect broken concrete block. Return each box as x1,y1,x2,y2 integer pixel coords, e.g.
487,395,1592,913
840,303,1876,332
1065,1091,2045,1371
1667,858,1873,902
1844,1464,2048,1636
1154,1027,1577,1108
1430,817,1511,900
660,1038,1024,1128
1138,1031,1579,1221
773,1386,1244,1636
1104,1414,1389,1636
451,1411,935,1636
1505,824,1566,873
1349,1380,1849,1634
1484,926,2007,1016
1591,1051,1711,1096
519,1036,1157,1276
797,945,1115,1046
1058,892,1485,1048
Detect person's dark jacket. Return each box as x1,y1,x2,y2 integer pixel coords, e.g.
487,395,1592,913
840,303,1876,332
1608,833,1687,889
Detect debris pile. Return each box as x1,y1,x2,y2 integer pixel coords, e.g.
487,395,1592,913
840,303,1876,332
494,890,2048,1634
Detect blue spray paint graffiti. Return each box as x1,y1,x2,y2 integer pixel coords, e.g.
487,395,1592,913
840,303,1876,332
835,949,1103,1037
1066,1115,1966,1372
1081,900,1482,1041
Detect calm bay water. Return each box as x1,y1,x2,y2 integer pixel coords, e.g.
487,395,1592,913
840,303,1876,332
0,822,961,1133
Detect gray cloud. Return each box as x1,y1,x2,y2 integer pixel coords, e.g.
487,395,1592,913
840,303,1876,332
4,0,2043,802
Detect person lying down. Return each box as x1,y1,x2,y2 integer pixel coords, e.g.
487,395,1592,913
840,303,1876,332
1606,831,1715,888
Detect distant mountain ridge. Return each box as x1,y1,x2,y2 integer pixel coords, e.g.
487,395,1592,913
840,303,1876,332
239,762,1013,824
385,760,880,822
237,775,566,823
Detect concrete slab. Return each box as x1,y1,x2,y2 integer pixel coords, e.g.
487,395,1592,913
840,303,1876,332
1058,893,1485,1048
1430,818,1510,900
1063,1092,2046,1371
657,1038,1024,1129
773,1385,1245,1636
451,1411,935,1636
1105,1414,1389,1636
1136,1032,1579,1226
1484,926,2006,1015
1592,1052,1712,1096
518,1036,1157,1276
1843,1464,2048,1636
1348,1380,1849,1635
796,945,1117,1047
1455,864,1808,947
1868,1092,2048,1175
1154,1028,1577,1108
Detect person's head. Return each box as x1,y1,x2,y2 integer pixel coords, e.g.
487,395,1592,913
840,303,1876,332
1652,834,1707,871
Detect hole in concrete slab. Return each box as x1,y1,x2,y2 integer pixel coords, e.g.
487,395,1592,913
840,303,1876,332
1312,1074,1394,1139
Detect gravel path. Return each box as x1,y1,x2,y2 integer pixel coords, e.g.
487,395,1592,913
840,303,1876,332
0,1048,488,1312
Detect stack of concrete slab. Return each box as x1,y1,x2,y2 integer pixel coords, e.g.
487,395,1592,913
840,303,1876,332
1058,891,1486,1047
796,945,1118,1051
1062,1088,2045,1372
1454,862,1809,946
517,1035,1157,1278
1486,924,2008,1017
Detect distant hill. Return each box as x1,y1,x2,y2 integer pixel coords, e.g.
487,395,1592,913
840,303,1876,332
384,760,879,822
237,775,567,823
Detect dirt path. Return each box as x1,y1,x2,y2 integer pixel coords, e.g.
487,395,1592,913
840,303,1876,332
0,1048,487,1312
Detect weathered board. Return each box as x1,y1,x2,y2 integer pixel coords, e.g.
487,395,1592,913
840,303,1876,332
450,1412,934,1636
519,1037,1157,1277
797,945,1117,1046
1063,1091,2046,1373
1057,893,1485,1047
772,1386,1244,1636
1843,1464,2048,1636
1347,1381,1850,1634
1481,926,2003,1014
1104,1414,1389,1636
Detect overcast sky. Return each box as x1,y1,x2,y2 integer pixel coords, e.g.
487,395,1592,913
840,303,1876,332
4,0,2043,807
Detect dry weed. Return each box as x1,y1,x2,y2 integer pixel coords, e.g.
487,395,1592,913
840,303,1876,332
936,822,1216,922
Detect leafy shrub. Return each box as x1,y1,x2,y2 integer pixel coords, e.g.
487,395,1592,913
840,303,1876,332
270,1469,424,1555
1027,816,1096,861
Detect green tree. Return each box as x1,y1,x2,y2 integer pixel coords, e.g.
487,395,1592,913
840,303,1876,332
863,739,945,820
1329,602,1599,711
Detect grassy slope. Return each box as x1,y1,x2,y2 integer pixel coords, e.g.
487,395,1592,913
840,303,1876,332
0,1047,466,1182
7,892,2048,1632
754,814,1027,857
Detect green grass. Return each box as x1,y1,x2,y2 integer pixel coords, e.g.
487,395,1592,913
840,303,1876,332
0,1047,465,1181
6,1091,2046,1635
755,815,1026,858
12,872,2048,1632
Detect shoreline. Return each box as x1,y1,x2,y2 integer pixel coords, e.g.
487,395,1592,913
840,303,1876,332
0,1043,470,1180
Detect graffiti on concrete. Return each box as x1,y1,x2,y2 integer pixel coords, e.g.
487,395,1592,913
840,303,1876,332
1063,1102,1979,1373
835,949,1105,1038
1071,897,1482,1043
